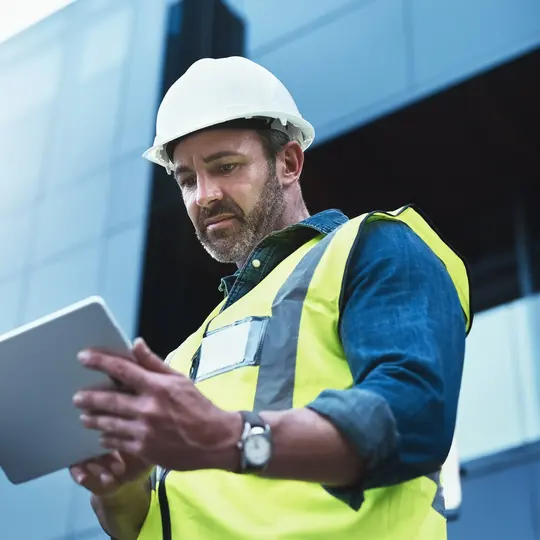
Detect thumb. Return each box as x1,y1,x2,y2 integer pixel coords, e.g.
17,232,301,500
132,338,173,374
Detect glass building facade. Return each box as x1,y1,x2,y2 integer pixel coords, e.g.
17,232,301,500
0,0,168,537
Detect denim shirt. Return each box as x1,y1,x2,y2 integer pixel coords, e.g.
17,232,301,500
219,209,466,511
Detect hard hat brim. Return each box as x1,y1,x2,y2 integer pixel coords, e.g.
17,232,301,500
142,111,315,171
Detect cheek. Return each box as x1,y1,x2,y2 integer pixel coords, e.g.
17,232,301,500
183,194,199,226
233,170,266,210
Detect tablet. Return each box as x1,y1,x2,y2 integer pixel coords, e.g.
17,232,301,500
0,296,133,484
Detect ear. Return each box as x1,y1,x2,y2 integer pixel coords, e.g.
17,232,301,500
277,141,304,187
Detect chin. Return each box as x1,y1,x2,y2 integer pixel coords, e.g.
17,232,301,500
201,240,236,264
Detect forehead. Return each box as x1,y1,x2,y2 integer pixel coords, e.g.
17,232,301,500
172,128,263,164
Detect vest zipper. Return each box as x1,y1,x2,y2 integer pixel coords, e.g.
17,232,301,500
158,469,172,540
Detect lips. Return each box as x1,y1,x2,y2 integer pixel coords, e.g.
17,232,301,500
204,214,237,228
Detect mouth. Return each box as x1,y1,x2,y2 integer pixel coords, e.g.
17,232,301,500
204,214,238,230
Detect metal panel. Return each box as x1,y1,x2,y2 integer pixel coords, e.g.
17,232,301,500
254,0,408,145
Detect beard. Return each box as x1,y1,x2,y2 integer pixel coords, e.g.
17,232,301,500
194,168,285,264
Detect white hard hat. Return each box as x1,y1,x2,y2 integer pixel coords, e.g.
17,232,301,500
142,56,315,173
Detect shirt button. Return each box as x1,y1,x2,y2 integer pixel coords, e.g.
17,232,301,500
252,259,261,268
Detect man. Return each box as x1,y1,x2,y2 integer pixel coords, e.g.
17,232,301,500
70,56,471,539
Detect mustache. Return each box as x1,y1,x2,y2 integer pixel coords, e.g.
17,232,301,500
198,200,245,226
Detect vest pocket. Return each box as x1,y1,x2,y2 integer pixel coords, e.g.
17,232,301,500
194,316,269,382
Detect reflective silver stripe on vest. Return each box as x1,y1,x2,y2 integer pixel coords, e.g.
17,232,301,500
427,471,446,517
254,229,338,411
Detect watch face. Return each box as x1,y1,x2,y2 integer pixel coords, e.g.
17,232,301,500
244,434,271,467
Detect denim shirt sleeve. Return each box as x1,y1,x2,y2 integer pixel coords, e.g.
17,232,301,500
306,219,466,510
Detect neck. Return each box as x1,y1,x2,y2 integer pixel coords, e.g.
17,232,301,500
235,203,310,269
276,204,310,231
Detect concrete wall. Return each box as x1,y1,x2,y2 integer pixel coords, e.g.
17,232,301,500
0,0,168,537
449,440,540,540
226,0,540,146
456,294,540,461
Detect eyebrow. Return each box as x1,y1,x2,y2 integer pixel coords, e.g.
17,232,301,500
174,151,244,176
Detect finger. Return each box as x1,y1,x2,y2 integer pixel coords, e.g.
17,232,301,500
72,461,118,492
78,351,149,392
70,465,87,484
101,436,142,456
85,461,117,486
133,338,174,374
73,390,140,417
80,413,142,439
85,452,126,478
80,379,118,392
101,451,127,477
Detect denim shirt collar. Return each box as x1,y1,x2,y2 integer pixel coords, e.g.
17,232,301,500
290,208,349,236
219,209,348,297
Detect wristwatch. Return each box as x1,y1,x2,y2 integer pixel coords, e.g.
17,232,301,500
237,411,273,472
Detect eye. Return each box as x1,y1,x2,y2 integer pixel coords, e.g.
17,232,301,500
219,163,238,174
179,176,196,189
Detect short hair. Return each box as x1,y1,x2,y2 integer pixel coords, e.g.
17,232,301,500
256,128,290,162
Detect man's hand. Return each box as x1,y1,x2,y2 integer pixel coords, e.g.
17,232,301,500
69,450,152,539
73,338,241,473
69,451,151,497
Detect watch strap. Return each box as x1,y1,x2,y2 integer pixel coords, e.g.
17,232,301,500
240,410,265,429
238,410,271,473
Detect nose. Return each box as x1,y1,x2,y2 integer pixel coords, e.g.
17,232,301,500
195,172,223,208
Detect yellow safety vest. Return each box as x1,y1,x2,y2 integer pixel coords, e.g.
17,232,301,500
138,206,471,540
